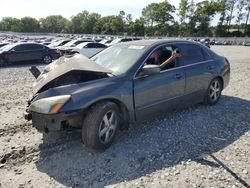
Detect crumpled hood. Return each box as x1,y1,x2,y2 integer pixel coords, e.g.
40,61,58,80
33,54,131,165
33,54,112,93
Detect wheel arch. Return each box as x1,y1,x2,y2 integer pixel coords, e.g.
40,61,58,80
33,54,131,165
215,75,224,89
82,98,130,129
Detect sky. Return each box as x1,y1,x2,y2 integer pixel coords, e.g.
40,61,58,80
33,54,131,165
0,0,191,20
0,0,221,25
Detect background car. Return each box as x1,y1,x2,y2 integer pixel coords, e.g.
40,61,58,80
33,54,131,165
71,42,107,57
48,39,71,48
0,43,61,66
0,42,9,48
57,39,94,54
99,39,113,45
200,38,210,48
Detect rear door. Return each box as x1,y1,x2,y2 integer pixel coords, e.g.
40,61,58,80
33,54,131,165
28,44,45,60
174,43,214,101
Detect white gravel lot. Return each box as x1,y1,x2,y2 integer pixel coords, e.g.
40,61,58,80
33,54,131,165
0,46,249,188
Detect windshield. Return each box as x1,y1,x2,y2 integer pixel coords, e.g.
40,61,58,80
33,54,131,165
99,40,108,44
49,40,63,47
91,45,145,75
63,40,77,47
110,38,121,45
75,42,88,49
0,43,16,51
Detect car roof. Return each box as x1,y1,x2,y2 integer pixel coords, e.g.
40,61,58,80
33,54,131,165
115,39,198,47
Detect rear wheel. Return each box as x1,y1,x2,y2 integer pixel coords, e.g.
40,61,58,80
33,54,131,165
0,57,8,67
82,102,120,150
42,55,52,64
204,78,222,105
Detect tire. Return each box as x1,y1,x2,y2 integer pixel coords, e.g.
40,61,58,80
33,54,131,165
82,102,120,150
0,57,8,67
204,78,222,105
42,55,52,64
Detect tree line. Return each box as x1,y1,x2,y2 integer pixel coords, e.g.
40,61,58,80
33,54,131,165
0,0,249,37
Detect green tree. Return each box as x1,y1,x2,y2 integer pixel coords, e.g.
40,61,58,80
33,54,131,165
142,0,175,36
189,0,220,36
0,17,21,32
244,1,250,34
20,17,40,32
40,15,69,33
71,11,101,34
235,0,246,33
179,0,189,24
127,18,145,36
226,0,238,32
186,0,197,36
178,0,189,36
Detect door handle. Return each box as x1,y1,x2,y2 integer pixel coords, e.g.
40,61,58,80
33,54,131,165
208,65,215,70
175,73,182,79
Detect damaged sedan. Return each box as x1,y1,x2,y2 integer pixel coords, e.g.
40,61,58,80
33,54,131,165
24,39,230,150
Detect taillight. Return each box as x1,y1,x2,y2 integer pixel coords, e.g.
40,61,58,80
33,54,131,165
54,49,61,55
225,58,230,70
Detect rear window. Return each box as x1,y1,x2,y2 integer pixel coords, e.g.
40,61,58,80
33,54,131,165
175,43,211,66
85,43,96,48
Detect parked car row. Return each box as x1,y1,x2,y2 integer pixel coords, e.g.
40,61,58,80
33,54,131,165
0,36,144,66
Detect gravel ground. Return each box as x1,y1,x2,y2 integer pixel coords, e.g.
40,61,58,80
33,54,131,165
0,46,249,188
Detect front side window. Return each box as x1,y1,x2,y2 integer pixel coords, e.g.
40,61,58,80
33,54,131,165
13,44,26,52
145,45,177,70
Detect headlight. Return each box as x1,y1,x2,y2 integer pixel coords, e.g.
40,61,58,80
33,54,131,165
29,95,71,114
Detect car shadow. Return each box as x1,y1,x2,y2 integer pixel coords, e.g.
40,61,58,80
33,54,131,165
36,95,250,187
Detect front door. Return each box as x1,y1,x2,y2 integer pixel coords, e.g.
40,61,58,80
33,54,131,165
7,44,28,62
133,44,185,120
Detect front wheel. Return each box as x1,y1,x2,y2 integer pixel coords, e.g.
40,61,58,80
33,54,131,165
82,102,120,150
0,57,8,67
42,55,52,64
204,78,222,105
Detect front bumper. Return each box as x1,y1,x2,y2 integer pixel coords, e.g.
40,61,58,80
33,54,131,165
26,110,83,132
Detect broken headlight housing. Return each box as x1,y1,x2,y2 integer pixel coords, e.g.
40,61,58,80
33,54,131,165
29,95,71,114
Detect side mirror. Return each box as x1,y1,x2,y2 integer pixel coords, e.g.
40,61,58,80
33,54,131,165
10,49,15,53
142,64,160,75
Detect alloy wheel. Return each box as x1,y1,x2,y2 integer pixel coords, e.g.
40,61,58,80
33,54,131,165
209,80,221,102
98,110,117,144
43,55,52,64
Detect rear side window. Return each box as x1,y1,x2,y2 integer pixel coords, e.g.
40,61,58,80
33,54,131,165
60,40,70,46
74,41,83,46
121,38,132,42
175,44,210,66
31,44,44,50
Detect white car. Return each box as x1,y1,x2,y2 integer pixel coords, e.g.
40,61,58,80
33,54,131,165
72,42,107,58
